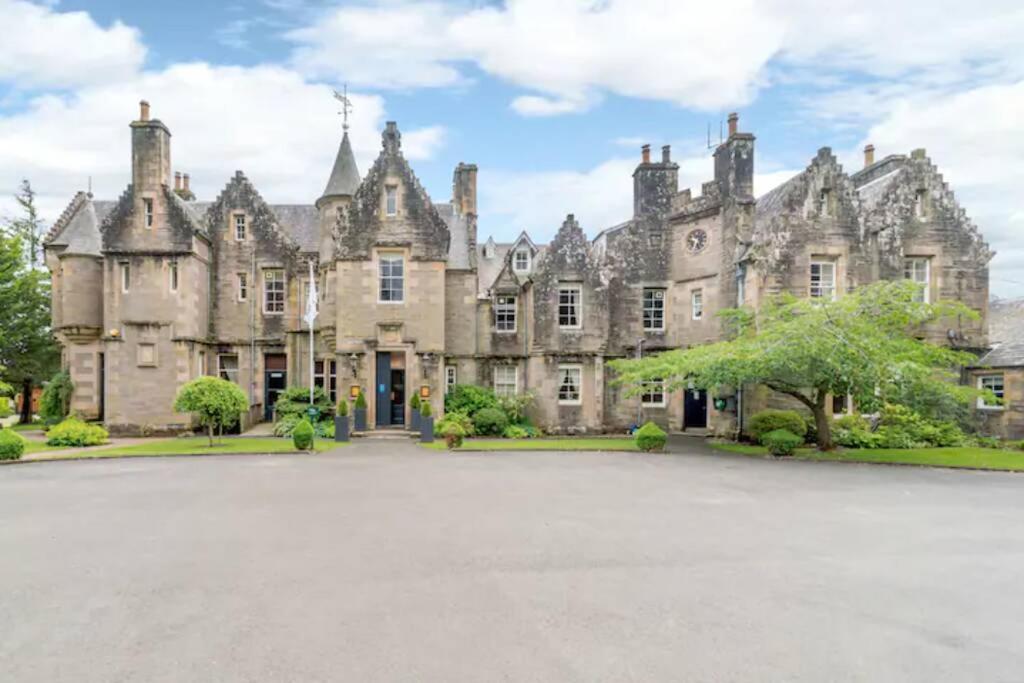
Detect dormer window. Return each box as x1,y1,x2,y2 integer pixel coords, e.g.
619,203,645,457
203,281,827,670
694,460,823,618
143,198,154,228
385,185,398,216
234,213,246,240
514,249,530,272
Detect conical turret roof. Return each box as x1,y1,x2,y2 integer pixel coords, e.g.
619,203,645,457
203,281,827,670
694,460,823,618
320,131,360,201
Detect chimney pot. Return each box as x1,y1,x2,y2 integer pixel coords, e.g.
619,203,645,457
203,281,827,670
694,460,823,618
139,100,150,121
641,144,651,164
183,173,190,191
863,144,875,167
727,112,739,137
662,145,671,163
174,172,182,190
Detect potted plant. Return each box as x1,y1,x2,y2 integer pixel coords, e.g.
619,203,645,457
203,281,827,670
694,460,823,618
334,398,350,442
419,401,434,443
410,393,421,432
353,390,368,432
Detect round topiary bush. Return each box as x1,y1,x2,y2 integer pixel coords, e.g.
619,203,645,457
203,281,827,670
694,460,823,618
292,418,314,451
434,411,473,437
760,428,803,456
472,407,509,436
439,420,466,449
635,421,667,452
45,418,109,447
749,410,808,442
0,429,26,460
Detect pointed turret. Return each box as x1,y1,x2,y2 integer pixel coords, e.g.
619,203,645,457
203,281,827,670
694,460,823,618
318,131,361,207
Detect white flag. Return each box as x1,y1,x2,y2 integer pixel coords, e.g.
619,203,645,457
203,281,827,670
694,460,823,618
304,272,318,327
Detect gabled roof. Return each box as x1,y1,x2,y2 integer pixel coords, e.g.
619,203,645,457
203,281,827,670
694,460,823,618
269,204,318,253
45,192,116,249
320,131,361,201
975,298,1024,368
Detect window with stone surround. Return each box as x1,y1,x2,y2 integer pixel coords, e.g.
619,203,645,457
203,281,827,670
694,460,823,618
263,269,285,314
810,260,836,300
238,273,248,301
385,185,398,216
558,365,582,405
234,213,247,240
558,285,582,329
169,260,179,293
445,366,457,394
978,374,1005,410
495,295,517,332
691,289,704,320
379,254,404,303
120,262,130,293
314,359,337,402
494,366,517,398
143,198,153,228
641,379,666,407
903,257,930,303
643,288,665,331
514,249,530,272
218,354,239,384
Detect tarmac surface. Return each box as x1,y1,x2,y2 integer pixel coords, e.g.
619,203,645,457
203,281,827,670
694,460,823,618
1,439,1022,682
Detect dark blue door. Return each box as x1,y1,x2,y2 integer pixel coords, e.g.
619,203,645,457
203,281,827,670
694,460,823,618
376,352,391,427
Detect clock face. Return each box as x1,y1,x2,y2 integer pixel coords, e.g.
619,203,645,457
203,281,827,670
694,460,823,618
686,229,708,253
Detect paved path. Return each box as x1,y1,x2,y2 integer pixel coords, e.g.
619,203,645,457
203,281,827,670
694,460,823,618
1,441,1022,682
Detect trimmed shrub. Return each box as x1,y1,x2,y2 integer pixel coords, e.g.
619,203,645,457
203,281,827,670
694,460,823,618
434,411,473,437
419,401,432,417
46,418,109,447
635,421,667,452
354,391,367,409
410,393,420,411
473,407,509,436
502,424,530,439
445,384,499,417
292,418,314,450
39,371,74,425
274,386,333,422
439,420,466,449
749,410,808,442
761,428,803,456
0,429,26,460
336,399,349,416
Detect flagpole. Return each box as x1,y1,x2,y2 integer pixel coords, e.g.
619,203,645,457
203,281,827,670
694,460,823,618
308,259,315,409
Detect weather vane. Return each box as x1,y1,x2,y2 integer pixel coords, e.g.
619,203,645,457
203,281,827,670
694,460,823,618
333,84,353,132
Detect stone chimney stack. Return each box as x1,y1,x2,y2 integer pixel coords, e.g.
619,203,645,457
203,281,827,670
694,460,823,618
641,144,651,164
864,144,875,167
174,172,182,190
714,111,754,200
662,145,671,163
633,143,679,218
183,173,190,192
728,112,738,137
130,100,171,192
452,163,478,216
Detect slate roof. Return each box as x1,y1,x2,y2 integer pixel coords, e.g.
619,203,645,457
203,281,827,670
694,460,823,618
269,204,319,253
436,202,471,269
476,240,513,297
45,192,117,255
320,132,361,199
974,298,1024,368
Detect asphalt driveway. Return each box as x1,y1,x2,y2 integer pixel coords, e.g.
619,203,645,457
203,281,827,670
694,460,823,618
1,441,1022,682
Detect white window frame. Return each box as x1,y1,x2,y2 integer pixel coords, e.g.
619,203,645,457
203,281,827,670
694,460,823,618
903,257,930,303
237,272,248,302
263,269,285,315
642,288,665,331
641,379,667,408
169,260,179,293
810,260,836,300
691,289,704,320
218,354,239,384
120,262,130,293
494,366,518,398
977,374,1005,410
495,294,517,333
513,249,530,272
234,213,247,241
378,253,405,303
558,285,582,329
385,185,398,216
445,366,457,394
557,365,583,405
143,197,154,228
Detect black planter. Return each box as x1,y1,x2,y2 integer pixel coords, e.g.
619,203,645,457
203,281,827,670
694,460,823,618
420,417,434,443
354,407,367,432
334,415,350,442
410,408,421,432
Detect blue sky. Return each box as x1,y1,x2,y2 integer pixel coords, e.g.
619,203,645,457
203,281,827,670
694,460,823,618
1,0,1021,297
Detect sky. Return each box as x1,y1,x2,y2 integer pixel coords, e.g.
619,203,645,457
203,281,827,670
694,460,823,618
0,0,1021,297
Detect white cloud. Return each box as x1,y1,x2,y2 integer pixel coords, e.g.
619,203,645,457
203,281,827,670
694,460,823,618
0,63,446,223
0,0,146,88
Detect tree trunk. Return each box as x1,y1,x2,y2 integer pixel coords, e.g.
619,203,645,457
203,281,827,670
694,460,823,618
19,378,32,424
208,423,215,448
812,393,834,451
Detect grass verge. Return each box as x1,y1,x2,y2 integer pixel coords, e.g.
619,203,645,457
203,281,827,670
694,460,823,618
712,442,1024,471
18,436,339,460
421,437,640,452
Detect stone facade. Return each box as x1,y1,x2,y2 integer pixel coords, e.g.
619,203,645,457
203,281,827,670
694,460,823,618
44,103,1004,436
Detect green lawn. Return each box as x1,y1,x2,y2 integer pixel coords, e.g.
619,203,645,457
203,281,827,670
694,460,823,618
26,436,338,459
8,422,45,433
23,441,64,455
712,442,1024,471
422,437,640,452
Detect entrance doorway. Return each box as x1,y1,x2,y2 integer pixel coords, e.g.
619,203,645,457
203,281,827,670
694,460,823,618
375,351,406,427
264,353,287,421
683,388,708,430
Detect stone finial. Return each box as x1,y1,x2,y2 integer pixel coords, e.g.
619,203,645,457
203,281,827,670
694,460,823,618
641,144,650,164
139,100,150,121
727,112,739,137
864,144,875,167
383,121,402,154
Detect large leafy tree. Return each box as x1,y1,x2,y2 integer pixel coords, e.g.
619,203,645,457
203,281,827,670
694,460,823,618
174,376,249,446
611,281,978,450
0,226,60,424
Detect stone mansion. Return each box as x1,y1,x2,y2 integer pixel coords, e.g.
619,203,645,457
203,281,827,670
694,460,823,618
45,101,1014,438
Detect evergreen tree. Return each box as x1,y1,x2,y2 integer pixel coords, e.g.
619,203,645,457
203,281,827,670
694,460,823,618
4,180,45,269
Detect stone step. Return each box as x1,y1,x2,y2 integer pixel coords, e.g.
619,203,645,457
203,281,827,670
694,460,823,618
353,430,419,439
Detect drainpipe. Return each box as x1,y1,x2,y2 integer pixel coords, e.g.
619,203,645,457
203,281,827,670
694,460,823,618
635,338,644,426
